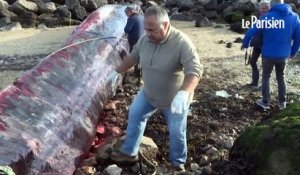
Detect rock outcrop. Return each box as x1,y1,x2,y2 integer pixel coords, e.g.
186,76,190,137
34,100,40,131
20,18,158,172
230,102,300,174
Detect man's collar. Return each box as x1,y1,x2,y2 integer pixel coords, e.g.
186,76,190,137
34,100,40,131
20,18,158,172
159,26,172,44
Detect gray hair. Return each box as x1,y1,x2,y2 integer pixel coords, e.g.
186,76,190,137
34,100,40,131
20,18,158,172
144,5,170,24
258,1,270,8
124,7,134,13
270,0,283,6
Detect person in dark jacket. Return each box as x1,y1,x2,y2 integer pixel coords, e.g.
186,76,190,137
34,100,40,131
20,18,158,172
246,1,270,87
242,0,300,110
124,7,145,76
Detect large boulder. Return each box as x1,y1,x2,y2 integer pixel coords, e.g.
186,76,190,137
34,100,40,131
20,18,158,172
230,102,300,175
175,0,194,10
5,0,17,5
11,0,39,15
0,17,11,28
65,0,80,10
0,0,10,17
54,5,71,18
38,13,81,27
52,0,66,5
195,15,212,27
233,0,257,14
19,11,38,28
71,5,87,21
34,0,57,14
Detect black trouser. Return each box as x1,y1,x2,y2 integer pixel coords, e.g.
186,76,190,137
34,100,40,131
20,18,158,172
249,47,261,86
262,58,287,104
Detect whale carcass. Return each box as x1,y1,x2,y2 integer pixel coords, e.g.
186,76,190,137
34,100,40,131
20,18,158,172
0,4,141,175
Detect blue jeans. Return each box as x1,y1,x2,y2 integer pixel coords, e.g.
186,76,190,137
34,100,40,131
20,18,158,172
121,89,188,166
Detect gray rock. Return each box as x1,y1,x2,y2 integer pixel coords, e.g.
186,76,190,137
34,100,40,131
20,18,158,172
71,5,87,21
93,0,108,7
201,166,213,175
199,155,209,165
19,11,38,28
190,163,200,172
204,0,217,10
190,5,205,13
37,23,48,30
55,5,71,18
233,0,256,13
142,1,157,12
203,10,218,19
165,0,177,8
139,136,158,161
0,0,10,17
195,15,212,27
170,13,195,21
65,0,80,10
38,13,56,27
41,2,57,13
131,162,148,174
0,22,22,31
97,143,114,160
38,14,80,27
52,0,66,5
11,0,39,15
205,147,218,157
103,164,122,175
6,0,17,5
84,0,98,12
224,139,234,149
175,0,193,10
229,22,245,34
0,17,11,28
197,0,210,6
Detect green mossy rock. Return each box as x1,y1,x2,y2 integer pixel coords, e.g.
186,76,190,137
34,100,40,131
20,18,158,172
230,102,300,175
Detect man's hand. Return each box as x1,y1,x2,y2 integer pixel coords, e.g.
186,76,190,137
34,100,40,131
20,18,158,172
241,45,245,50
171,90,190,114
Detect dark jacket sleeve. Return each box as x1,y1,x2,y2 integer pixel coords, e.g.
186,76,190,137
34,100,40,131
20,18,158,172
250,31,263,48
249,13,263,48
124,18,134,34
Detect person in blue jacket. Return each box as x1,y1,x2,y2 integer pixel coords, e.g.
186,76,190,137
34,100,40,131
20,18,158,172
241,0,300,110
124,7,145,76
246,1,270,88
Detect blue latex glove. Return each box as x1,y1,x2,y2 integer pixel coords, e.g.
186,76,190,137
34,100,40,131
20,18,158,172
108,70,121,89
171,90,190,114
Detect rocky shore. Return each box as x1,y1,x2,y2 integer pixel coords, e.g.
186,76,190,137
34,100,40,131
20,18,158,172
1,0,300,33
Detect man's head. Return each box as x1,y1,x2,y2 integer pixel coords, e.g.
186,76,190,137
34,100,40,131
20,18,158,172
144,5,170,43
124,7,134,17
270,0,284,7
258,1,270,16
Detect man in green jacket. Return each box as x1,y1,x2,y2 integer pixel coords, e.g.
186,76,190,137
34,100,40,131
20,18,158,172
109,5,203,172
